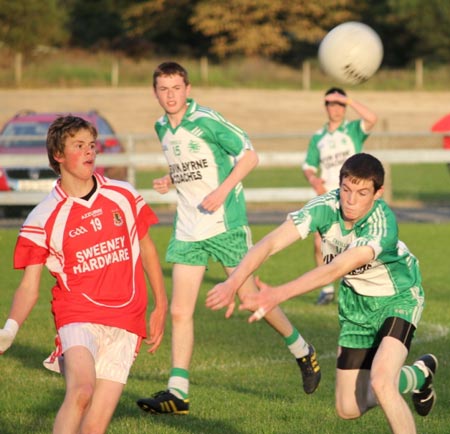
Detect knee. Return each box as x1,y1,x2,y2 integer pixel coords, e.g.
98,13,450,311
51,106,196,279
170,304,193,323
335,400,362,420
69,383,95,413
370,373,396,405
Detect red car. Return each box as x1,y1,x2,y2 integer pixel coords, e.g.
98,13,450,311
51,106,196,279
0,110,126,193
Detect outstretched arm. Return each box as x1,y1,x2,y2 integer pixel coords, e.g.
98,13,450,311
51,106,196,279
206,218,301,314
240,245,375,322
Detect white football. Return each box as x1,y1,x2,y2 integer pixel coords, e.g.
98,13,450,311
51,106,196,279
318,22,383,85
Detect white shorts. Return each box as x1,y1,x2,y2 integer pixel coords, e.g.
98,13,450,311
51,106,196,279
44,323,141,384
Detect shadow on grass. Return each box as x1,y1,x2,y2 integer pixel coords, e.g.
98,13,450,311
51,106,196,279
116,391,243,434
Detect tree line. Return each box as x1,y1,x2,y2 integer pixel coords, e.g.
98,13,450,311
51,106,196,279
0,0,449,67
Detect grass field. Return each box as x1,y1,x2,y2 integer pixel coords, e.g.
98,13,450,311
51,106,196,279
135,163,450,205
0,222,449,434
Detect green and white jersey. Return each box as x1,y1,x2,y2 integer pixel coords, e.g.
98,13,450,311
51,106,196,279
289,190,422,297
303,120,368,191
155,98,253,241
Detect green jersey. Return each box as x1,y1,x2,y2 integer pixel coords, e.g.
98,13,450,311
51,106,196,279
155,98,253,241
303,120,368,191
289,190,423,298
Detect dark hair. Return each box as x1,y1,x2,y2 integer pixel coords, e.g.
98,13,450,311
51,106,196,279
325,87,347,97
339,153,384,192
153,62,190,89
47,116,97,175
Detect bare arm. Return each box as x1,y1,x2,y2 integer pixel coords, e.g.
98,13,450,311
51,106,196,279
201,149,259,213
0,264,43,353
346,98,378,132
140,233,168,354
326,92,377,132
240,245,375,322
303,168,327,195
206,218,301,315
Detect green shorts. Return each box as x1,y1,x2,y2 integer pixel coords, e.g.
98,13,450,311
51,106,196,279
166,226,253,267
338,283,424,349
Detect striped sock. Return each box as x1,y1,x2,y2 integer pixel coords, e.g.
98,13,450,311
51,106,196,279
168,367,189,399
284,328,309,358
399,364,426,394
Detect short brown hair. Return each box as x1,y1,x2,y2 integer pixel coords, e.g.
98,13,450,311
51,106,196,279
47,116,97,175
339,153,384,192
153,61,190,89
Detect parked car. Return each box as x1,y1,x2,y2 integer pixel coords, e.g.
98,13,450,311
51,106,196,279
0,110,127,193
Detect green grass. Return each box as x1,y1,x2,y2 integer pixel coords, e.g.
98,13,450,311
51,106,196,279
135,163,450,205
0,223,449,433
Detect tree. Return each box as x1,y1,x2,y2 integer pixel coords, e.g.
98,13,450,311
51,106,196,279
122,0,208,57
189,0,362,59
67,0,129,50
0,0,68,53
387,0,450,62
0,0,68,85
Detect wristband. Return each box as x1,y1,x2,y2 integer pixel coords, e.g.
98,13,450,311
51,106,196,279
346,98,353,105
4,318,19,338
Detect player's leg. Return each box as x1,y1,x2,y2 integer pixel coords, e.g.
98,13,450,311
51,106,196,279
137,263,205,414
335,346,377,419
335,341,414,429
214,225,321,393
336,290,414,426
401,353,438,416
170,263,205,375
337,315,437,431
231,270,321,394
78,325,139,432
314,232,334,305
79,379,124,433
371,336,416,434
53,345,97,433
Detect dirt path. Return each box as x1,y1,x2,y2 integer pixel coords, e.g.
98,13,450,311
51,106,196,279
1,87,448,151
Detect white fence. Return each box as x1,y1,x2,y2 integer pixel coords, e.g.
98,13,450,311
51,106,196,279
1,147,449,207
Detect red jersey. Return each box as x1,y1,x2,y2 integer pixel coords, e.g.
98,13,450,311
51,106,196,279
13,173,159,338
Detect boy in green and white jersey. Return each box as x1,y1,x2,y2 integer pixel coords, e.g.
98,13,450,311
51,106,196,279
303,87,377,304
136,62,321,415
154,96,251,241
209,153,437,434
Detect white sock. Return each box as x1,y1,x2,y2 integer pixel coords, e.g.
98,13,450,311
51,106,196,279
168,377,189,399
321,285,334,294
285,329,310,358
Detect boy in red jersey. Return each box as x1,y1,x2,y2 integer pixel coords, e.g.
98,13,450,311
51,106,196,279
0,116,167,433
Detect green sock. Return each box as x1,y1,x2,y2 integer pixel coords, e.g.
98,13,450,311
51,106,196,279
283,328,309,358
168,367,189,399
399,364,426,393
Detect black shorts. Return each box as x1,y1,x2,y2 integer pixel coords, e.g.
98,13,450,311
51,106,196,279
337,316,415,370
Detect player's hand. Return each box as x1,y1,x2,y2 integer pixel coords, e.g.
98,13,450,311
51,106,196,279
206,282,237,318
239,277,278,323
145,306,167,354
153,175,172,194
0,328,15,354
324,92,348,105
310,176,326,195
199,188,227,213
